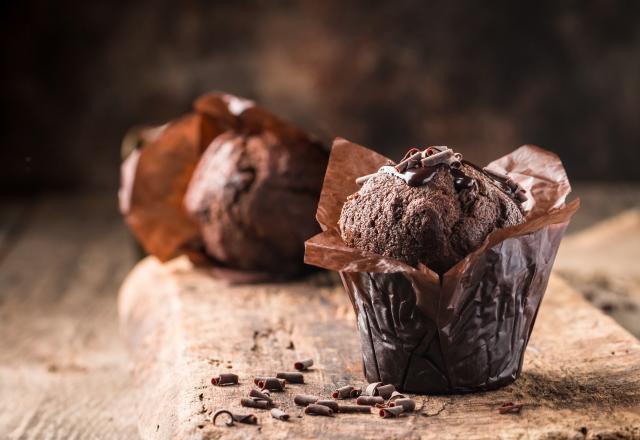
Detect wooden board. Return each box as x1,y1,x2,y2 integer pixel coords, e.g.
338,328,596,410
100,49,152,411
119,257,640,440
556,209,640,337
0,194,139,439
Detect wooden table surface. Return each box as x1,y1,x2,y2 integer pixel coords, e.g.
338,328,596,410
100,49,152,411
0,184,639,439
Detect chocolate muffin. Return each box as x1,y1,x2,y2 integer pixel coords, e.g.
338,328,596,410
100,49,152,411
339,147,526,273
185,129,327,275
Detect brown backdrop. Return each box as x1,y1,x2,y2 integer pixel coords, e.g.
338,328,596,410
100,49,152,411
2,0,639,193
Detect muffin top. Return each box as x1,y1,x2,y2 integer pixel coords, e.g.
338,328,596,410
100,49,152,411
339,147,526,274
184,130,328,276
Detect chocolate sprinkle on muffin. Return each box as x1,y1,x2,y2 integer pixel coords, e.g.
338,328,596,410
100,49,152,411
339,148,525,274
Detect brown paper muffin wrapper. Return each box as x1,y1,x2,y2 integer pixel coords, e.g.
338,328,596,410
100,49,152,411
119,93,321,283
305,138,579,393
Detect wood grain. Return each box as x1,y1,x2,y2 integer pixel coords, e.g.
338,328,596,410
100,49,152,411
119,257,640,440
0,194,139,439
556,209,640,337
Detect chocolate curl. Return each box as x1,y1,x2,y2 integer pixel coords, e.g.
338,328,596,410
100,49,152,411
356,396,384,406
387,391,406,402
212,410,234,427
389,398,416,412
253,376,266,386
497,402,524,414
395,151,423,173
249,389,272,404
363,382,382,396
400,148,421,161
315,400,339,412
259,377,285,391
376,384,396,400
337,405,371,414
293,394,319,406
276,372,304,384
304,404,334,417
211,373,238,386
379,406,405,418
241,397,271,409
332,385,356,399
270,408,290,421
420,148,453,167
293,359,314,371
231,413,258,424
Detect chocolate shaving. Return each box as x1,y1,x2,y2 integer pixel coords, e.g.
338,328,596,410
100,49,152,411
294,359,314,371
379,406,405,418
356,396,384,406
332,385,356,399
211,373,238,386
394,151,423,173
212,409,234,427
337,405,371,414
276,372,304,384
249,389,272,404
241,398,271,409
231,413,258,425
387,391,406,402
259,377,285,391
497,402,524,414
420,149,453,167
293,394,319,406
389,398,416,412
364,382,382,396
304,404,334,417
253,376,266,386
270,408,290,421
315,400,339,412
355,173,376,186
376,384,396,400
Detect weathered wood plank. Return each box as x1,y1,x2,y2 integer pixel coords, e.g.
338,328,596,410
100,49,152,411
556,209,640,337
0,194,139,439
119,257,640,440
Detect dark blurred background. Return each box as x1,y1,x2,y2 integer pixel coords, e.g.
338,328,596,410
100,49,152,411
2,0,639,194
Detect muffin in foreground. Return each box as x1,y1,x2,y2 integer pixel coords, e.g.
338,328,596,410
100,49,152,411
305,138,579,393
339,146,526,274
